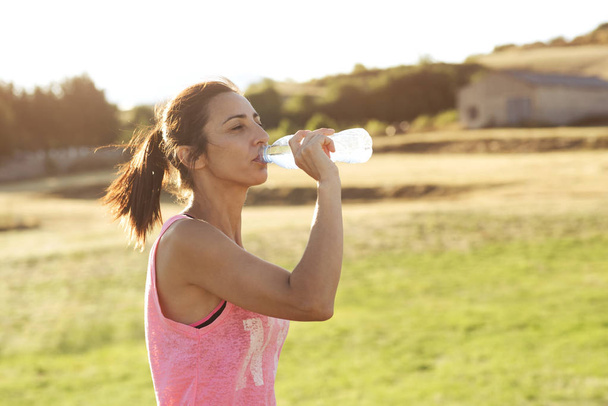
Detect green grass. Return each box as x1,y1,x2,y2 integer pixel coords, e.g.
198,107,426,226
278,235,608,405
1,202,607,405
0,342,155,405
1,142,607,405
0,245,147,356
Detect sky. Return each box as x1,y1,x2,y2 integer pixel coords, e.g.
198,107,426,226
2,0,607,109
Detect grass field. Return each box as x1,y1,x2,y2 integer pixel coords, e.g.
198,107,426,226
1,129,607,405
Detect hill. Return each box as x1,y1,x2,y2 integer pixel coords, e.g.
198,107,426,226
273,23,608,97
240,22,608,136
467,23,608,80
468,45,608,80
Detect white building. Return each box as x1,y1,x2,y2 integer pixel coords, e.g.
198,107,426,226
457,70,608,128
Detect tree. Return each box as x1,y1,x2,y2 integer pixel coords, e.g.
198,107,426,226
282,94,317,127
29,87,64,150
0,84,18,156
131,105,155,127
59,74,119,147
306,113,337,131
321,83,369,124
0,75,122,156
245,79,283,129
352,63,367,74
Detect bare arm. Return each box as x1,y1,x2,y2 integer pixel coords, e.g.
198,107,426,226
288,176,342,320
285,128,343,318
161,129,343,321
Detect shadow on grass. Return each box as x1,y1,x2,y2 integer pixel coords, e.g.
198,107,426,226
0,216,41,232
376,135,608,154
40,181,515,206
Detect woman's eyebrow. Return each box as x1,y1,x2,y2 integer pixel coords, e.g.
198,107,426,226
222,114,246,125
222,112,261,125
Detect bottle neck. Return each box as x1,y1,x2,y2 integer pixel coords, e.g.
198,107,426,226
262,144,292,163
261,145,270,163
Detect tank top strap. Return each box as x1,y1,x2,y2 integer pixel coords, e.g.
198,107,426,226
157,214,193,236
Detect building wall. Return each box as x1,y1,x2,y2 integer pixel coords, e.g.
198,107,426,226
458,73,608,128
458,73,535,128
534,86,608,125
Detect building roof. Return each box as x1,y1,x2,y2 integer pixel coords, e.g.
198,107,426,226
502,70,608,89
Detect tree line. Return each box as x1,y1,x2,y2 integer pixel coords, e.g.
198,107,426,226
245,62,484,138
491,22,608,53
0,63,485,157
0,74,119,157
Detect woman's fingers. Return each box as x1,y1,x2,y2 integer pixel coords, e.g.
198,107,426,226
289,130,309,151
313,128,335,137
287,128,338,181
320,136,335,156
309,128,335,157
289,128,334,149
289,129,334,155
297,130,333,158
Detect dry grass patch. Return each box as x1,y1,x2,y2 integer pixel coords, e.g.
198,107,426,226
469,45,608,79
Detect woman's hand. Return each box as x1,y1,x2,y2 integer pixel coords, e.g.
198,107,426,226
289,128,339,182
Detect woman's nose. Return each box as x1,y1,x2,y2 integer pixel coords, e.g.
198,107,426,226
255,127,270,144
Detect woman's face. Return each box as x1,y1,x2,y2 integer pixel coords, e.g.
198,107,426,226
200,91,270,187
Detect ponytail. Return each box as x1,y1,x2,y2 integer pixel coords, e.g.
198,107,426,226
103,125,168,249
103,78,240,249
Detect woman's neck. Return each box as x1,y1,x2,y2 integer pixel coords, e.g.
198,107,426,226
185,183,247,247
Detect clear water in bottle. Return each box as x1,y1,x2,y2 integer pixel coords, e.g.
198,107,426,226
261,128,373,169
262,137,299,169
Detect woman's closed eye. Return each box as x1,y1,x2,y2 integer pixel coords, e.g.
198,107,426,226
231,121,263,132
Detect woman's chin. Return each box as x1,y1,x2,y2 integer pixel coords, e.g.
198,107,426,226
250,170,268,186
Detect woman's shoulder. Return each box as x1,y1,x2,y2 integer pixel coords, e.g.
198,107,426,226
158,216,237,262
161,216,216,247
156,217,227,280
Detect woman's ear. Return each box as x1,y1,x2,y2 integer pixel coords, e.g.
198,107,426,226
176,146,206,170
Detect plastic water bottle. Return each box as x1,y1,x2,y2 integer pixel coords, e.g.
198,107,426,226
261,128,373,169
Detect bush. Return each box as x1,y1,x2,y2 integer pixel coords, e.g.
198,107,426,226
408,110,459,133
365,119,389,137
409,115,434,132
267,118,296,143
306,113,338,131
433,109,458,128
245,79,283,129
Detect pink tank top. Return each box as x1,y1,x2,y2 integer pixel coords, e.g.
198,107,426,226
144,214,290,405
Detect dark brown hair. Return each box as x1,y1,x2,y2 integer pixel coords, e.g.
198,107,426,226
103,79,240,248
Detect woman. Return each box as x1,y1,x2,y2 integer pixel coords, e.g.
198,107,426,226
103,79,343,405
